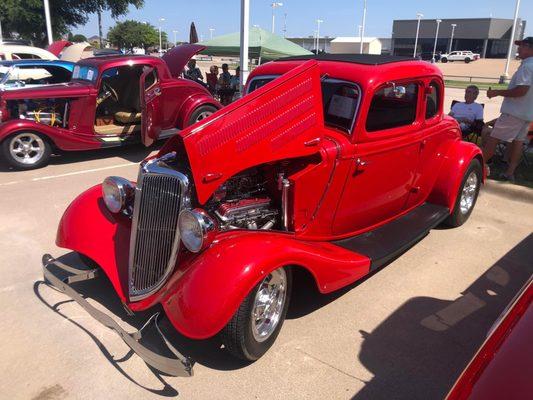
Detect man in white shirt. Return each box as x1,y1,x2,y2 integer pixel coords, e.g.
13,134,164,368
449,85,484,135
484,37,533,181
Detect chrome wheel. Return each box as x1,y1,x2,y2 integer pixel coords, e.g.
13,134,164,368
195,111,213,122
9,133,45,165
460,171,478,214
251,268,287,342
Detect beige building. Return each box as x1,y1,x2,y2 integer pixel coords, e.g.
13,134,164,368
330,37,382,54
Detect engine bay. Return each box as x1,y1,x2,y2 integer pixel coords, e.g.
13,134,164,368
6,98,68,127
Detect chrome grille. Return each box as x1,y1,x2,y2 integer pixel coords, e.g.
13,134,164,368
129,156,190,301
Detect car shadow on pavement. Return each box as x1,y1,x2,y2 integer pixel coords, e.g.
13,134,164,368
0,142,163,172
351,233,533,400
34,251,250,395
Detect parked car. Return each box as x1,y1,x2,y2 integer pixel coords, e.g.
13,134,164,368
440,51,480,63
0,44,220,169
446,277,532,400
0,44,58,61
417,52,441,62
0,60,75,90
43,54,483,376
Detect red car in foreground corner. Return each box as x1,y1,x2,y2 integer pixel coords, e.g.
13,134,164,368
447,277,532,400
43,54,483,376
0,44,219,169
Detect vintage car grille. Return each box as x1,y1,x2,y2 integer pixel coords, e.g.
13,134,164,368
128,156,190,301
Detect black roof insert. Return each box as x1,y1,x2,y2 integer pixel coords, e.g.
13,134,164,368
276,54,414,65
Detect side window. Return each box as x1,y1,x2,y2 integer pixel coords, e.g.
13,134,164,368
143,67,158,90
322,81,360,133
425,81,440,119
366,82,419,132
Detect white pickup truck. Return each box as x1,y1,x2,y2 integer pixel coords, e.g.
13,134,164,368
440,51,480,63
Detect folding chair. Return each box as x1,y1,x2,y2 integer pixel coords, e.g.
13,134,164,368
450,100,485,144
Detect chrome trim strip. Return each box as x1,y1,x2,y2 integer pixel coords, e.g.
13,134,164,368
128,153,191,301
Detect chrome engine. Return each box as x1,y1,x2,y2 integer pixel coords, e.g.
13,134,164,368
209,168,280,230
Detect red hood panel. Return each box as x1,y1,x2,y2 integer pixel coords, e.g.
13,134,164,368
180,59,324,204
0,81,92,100
162,44,206,78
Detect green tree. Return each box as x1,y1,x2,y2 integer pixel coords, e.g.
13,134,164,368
68,33,88,42
0,0,143,46
108,20,167,52
94,0,143,48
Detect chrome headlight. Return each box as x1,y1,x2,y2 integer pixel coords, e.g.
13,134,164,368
178,209,217,253
102,176,135,214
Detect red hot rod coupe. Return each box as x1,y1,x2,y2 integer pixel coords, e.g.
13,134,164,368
0,44,219,169
43,54,484,376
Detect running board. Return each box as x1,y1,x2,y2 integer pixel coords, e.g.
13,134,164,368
333,203,450,271
159,128,180,139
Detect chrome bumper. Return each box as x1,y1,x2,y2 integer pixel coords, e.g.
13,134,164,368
41,254,194,377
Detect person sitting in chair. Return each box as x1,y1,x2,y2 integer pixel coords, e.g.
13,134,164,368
449,85,484,136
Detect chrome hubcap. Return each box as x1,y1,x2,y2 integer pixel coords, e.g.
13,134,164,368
196,111,213,122
9,133,45,165
460,171,478,214
251,269,287,342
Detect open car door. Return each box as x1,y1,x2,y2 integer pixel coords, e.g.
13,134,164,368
140,67,162,147
175,59,325,204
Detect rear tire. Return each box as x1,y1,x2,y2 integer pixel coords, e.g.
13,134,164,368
444,158,482,227
221,267,292,361
187,105,218,126
441,58,448,63
1,131,51,170
465,58,471,64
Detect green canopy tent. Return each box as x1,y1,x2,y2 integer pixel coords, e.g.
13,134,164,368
199,27,312,61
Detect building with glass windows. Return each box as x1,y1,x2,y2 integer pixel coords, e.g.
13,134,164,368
392,18,526,58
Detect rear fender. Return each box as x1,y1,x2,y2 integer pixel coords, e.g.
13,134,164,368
174,94,221,129
427,140,484,211
160,232,370,339
56,185,130,301
0,119,101,151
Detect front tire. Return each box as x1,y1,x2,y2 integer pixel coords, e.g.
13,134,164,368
1,131,52,170
221,267,292,361
441,57,448,63
187,105,218,126
444,158,482,227
465,58,471,63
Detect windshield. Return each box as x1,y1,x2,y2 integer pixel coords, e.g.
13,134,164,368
247,75,361,133
72,65,98,83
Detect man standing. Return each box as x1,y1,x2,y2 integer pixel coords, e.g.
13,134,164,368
484,37,533,181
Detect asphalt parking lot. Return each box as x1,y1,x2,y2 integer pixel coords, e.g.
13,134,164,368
0,137,532,400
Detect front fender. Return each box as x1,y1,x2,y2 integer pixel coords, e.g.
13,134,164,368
56,184,131,301
0,119,101,151
160,232,370,339
174,94,221,129
428,140,484,211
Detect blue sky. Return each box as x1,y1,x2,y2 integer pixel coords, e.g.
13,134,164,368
78,0,533,41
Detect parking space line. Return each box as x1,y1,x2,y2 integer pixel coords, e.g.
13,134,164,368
0,162,136,187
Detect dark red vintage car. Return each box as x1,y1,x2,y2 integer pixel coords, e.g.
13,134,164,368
43,54,484,376
0,44,219,169
446,277,532,400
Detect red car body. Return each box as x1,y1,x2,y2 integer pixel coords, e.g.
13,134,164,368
0,44,220,169
44,54,484,375
446,278,532,400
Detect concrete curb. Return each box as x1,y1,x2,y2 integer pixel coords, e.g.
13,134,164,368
483,180,533,204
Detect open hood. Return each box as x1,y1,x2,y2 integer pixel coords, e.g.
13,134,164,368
175,59,324,204
162,44,206,78
0,81,92,100
47,40,73,57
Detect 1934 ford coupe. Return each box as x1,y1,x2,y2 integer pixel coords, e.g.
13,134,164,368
0,44,219,169
43,55,484,377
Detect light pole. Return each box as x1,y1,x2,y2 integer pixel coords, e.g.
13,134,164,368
172,30,178,46
271,2,283,34
432,19,441,63
500,0,521,83
283,13,287,38
359,0,367,53
158,17,165,55
449,23,457,53
316,19,323,54
43,0,53,45
0,18,3,43
209,28,215,39
413,12,423,58
240,0,250,92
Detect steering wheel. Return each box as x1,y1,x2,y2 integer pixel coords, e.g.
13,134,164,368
99,81,119,103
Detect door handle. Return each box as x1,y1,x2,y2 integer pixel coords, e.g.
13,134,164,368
355,158,369,169
153,87,162,96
